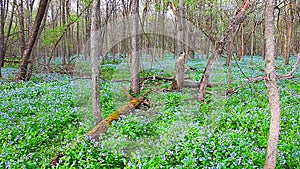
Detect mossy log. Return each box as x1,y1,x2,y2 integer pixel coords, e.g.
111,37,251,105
86,89,151,141
51,89,151,166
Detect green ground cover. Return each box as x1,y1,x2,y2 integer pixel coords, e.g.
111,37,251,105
0,56,299,168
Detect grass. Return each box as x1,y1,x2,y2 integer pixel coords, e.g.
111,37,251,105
0,55,299,168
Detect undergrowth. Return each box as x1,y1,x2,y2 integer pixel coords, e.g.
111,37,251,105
0,56,299,168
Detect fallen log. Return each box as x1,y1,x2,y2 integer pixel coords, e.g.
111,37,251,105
141,75,215,89
140,75,173,82
86,89,152,141
50,88,151,166
186,80,216,88
183,80,215,88
246,54,300,83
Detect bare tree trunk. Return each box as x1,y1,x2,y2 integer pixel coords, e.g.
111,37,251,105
130,0,140,94
76,0,80,57
250,27,255,64
0,0,15,76
184,23,189,69
227,29,237,89
15,0,50,81
283,0,295,65
261,23,266,59
61,0,66,65
189,27,195,59
264,0,281,168
18,0,26,55
159,4,166,61
241,24,245,60
66,0,71,64
26,2,49,81
91,0,102,124
174,53,185,90
238,23,245,60
152,4,158,62
205,37,210,59
196,0,250,102
176,0,184,57
0,14,4,77
26,0,34,28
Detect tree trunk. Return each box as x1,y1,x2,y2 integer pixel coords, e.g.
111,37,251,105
283,0,295,65
61,0,66,65
176,0,184,57
15,0,50,81
87,90,151,141
189,27,195,59
264,0,281,168
196,0,250,102
239,23,245,60
261,23,266,59
18,0,26,55
159,5,165,61
91,0,102,124
250,28,255,64
26,2,49,81
130,0,140,94
184,23,190,69
76,0,80,58
0,0,6,77
174,53,185,90
205,37,210,59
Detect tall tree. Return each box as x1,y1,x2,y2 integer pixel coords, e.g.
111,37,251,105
264,0,282,168
170,0,185,57
196,0,250,102
130,0,140,94
176,0,184,57
90,0,102,124
283,0,296,65
0,0,16,77
18,0,26,55
0,0,6,72
26,1,49,81
15,0,50,81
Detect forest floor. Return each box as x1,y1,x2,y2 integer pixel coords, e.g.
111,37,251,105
0,55,299,168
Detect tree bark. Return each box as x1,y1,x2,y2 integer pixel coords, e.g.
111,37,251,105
283,0,295,65
176,0,184,57
18,0,26,55
15,0,50,81
0,0,15,76
250,25,255,63
26,1,49,81
87,90,151,141
264,0,282,168
0,0,16,75
91,0,102,124
174,53,185,89
51,89,152,166
261,23,266,59
130,0,140,94
0,1,6,74
189,27,195,59
61,0,66,65
205,37,210,59
196,0,250,102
